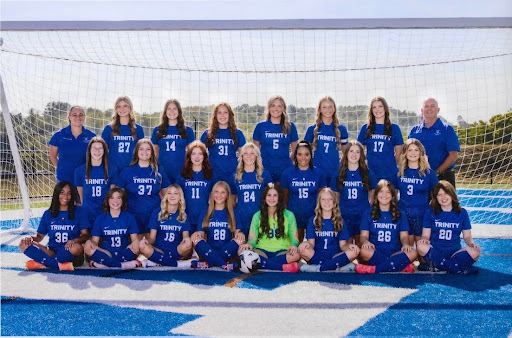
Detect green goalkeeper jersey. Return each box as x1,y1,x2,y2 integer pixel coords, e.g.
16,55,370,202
248,209,299,252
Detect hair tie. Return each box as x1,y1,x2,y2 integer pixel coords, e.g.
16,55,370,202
268,182,275,189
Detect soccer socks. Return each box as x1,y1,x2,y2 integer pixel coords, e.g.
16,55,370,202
194,240,225,267
319,253,351,272
24,245,58,269
375,252,411,273
425,247,459,273
148,250,178,267
452,250,476,270
220,240,240,261
89,250,122,268
260,254,287,270
55,249,75,263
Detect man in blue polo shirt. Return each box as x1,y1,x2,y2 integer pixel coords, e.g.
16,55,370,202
408,98,460,188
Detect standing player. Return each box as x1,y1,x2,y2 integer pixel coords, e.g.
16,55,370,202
397,138,438,244
49,105,96,184
238,183,301,273
408,98,460,188
85,188,141,269
299,188,360,272
151,99,195,183
75,137,115,225
330,140,377,246
304,96,349,185
417,181,480,274
191,181,244,270
139,185,193,267
200,102,246,182
175,141,214,232
230,142,273,237
355,180,417,274
116,139,171,235
19,182,89,271
102,96,145,176
281,141,326,242
252,95,299,182
357,96,403,186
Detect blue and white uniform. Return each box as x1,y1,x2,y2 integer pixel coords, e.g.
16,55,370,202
91,211,139,255
357,123,403,186
422,208,471,257
175,171,213,232
49,125,96,182
116,164,171,233
330,168,378,238
305,217,344,263
304,122,349,183
200,129,246,182
252,120,299,182
229,170,273,236
74,164,115,224
197,208,242,250
101,124,145,176
147,207,191,258
397,168,439,236
37,207,90,252
151,125,195,183
280,166,326,229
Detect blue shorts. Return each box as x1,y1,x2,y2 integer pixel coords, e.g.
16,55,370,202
406,214,423,237
309,250,340,264
254,248,287,259
294,213,312,230
341,213,363,238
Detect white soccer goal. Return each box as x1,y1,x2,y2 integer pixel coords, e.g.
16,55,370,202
1,19,511,230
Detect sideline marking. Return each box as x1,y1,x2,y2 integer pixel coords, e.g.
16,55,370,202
224,271,262,288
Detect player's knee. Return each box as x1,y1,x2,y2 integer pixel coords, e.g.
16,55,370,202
70,243,84,256
416,243,430,257
84,240,96,256
359,247,373,261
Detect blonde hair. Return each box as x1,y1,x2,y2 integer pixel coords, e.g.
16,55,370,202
398,138,431,177
312,96,341,151
110,96,138,139
313,188,343,232
265,95,291,135
201,181,236,233
235,142,264,183
158,185,187,223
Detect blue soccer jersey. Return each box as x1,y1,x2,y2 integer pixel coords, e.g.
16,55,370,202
74,164,115,224
147,207,191,252
252,120,299,180
37,207,90,252
197,209,242,250
408,118,461,171
357,123,403,185
175,171,213,230
101,124,145,175
423,208,471,255
116,164,171,232
304,122,349,179
305,216,344,258
49,125,96,182
91,211,139,253
398,168,439,217
281,166,326,228
359,209,409,254
200,128,246,181
229,170,273,235
330,168,377,216
151,125,195,182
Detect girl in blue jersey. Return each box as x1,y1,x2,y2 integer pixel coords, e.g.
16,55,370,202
75,137,115,225
49,105,96,183
200,102,246,182
176,141,214,232
281,140,326,242
397,138,438,245
191,181,245,270
101,96,145,176
252,95,299,182
19,182,90,271
299,188,360,272
355,179,417,274
238,183,301,273
331,140,377,246
139,184,193,267
117,139,171,236
357,96,403,186
85,188,141,269
230,142,273,237
151,99,195,183
304,96,349,184
417,181,481,274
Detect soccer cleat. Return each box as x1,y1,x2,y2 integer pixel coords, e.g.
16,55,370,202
223,262,239,272
141,260,160,268
282,262,300,273
401,263,415,274
26,260,46,270
300,264,320,273
191,260,209,269
355,264,376,274
336,262,356,272
89,261,108,269
459,266,479,275
58,262,74,271
176,259,193,269
121,260,142,270
417,263,440,272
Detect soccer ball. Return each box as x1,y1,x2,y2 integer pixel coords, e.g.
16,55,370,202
239,250,261,274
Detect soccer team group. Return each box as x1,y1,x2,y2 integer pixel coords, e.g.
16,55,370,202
19,95,481,274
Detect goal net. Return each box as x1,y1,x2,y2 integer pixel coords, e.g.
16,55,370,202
1,21,511,228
